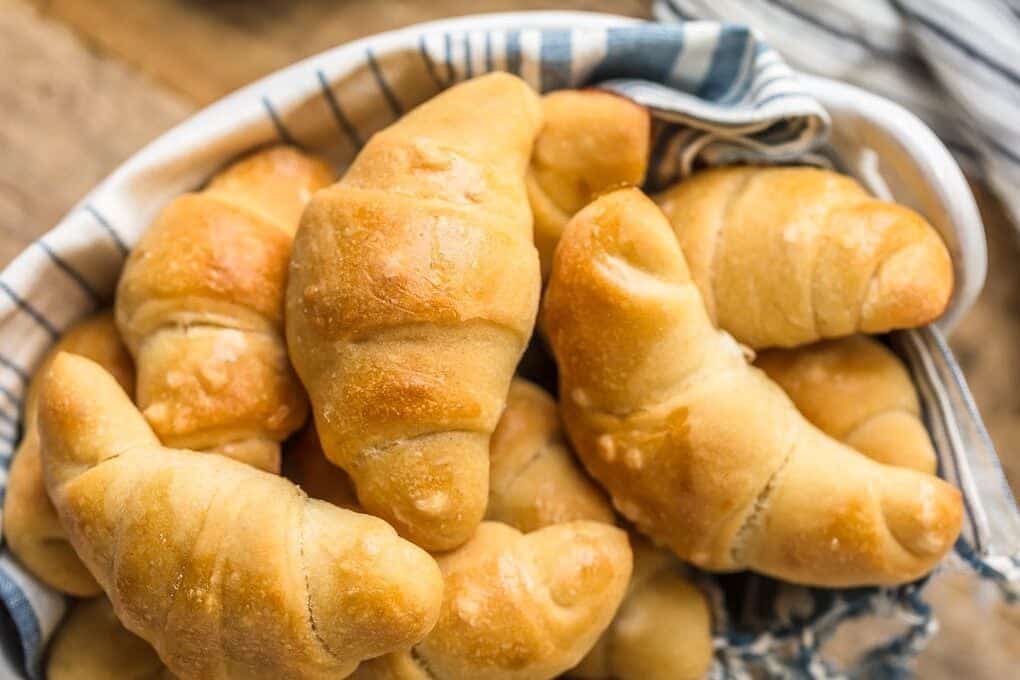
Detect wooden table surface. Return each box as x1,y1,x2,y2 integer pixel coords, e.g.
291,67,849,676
3,0,1018,676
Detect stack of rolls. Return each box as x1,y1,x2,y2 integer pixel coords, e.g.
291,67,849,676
0,72,962,680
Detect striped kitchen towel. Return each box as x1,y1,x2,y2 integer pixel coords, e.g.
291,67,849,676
0,12,1015,679
656,0,1020,230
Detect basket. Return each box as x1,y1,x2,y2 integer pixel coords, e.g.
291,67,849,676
0,11,1016,679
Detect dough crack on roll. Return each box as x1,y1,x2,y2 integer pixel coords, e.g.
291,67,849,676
38,353,443,680
287,73,543,551
543,187,963,587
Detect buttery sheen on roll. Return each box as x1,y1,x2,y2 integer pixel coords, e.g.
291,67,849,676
656,166,954,349
38,353,443,679
543,188,963,587
116,146,333,473
287,73,543,551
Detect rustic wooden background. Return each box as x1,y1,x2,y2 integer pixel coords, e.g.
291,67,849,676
2,0,1017,676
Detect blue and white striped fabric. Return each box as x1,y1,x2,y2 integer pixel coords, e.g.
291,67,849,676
0,12,1014,679
656,0,1020,230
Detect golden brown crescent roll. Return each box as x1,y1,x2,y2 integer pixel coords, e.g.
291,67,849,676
3,311,132,596
351,521,633,680
487,378,614,531
37,353,443,680
116,145,333,473
282,424,360,511
756,335,936,474
543,188,963,587
47,597,172,680
487,380,712,680
569,541,713,680
655,166,954,349
287,73,543,550
527,89,649,278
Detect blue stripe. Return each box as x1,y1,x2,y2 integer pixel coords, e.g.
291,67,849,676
484,31,494,72
896,2,1020,87
0,566,43,680
903,332,981,544
646,125,676,189
0,282,58,340
83,205,128,256
36,241,101,305
955,538,1020,586
0,384,21,411
979,129,1020,166
587,26,685,86
417,34,446,89
926,327,1020,520
506,31,522,75
463,33,473,79
365,49,403,118
0,355,29,385
697,25,750,101
664,0,697,20
751,54,784,79
261,97,298,147
746,74,796,103
0,408,16,426
718,33,758,104
539,29,572,92
444,33,455,84
316,70,363,150
765,0,922,63
945,139,980,159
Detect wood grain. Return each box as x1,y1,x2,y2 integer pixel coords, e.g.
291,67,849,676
2,1,1018,678
28,0,650,106
0,0,190,264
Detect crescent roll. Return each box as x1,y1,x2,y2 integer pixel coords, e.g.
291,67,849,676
543,188,963,587
656,166,953,349
287,73,543,550
116,145,333,472
37,353,443,679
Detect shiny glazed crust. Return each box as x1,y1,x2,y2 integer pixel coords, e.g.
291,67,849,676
543,188,963,587
287,73,543,550
37,353,443,679
116,145,333,472
656,166,954,349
